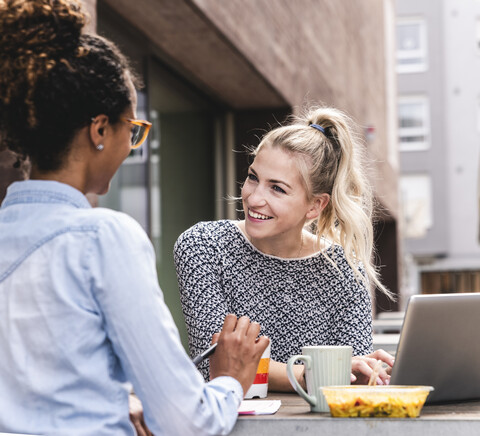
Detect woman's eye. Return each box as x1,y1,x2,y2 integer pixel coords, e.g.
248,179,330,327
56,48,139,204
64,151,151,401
272,185,286,194
247,173,258,182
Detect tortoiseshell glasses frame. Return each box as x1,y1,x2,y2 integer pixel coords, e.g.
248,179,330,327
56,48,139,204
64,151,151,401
122,118,152,149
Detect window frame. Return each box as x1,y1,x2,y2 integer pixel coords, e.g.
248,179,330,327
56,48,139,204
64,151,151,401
398,95,430,152
396,17,428,73
399,173,433,239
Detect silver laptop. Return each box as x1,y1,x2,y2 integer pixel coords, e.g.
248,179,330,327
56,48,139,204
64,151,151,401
389,292,480,403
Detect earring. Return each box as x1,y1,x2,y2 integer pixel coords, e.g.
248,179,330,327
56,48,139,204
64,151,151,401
96,144,104,151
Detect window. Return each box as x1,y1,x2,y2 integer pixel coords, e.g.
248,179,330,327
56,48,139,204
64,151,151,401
396,18,428,73
398,95,430,151
400,174,433,239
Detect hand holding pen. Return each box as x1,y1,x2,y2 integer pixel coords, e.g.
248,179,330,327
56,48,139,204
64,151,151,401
193,314,269,396
192,342,217,366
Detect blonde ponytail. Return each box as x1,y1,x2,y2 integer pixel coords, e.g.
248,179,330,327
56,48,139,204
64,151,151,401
255,105,393,298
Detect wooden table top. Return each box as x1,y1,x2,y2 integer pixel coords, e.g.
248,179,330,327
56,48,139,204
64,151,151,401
231,392,480,436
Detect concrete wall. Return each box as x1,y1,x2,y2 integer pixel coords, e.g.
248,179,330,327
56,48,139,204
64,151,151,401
397,0,449,257
443,0,480,262
101,0,287,109
193,0,386,115
399,0,480,265
192,0,398,218
101,0,399,219
82,0,97,31
1,0,398,219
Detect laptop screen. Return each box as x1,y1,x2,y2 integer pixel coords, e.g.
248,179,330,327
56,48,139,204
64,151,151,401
389,293,480,403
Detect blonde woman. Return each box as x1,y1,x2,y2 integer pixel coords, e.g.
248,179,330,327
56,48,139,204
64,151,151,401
175,106,395,390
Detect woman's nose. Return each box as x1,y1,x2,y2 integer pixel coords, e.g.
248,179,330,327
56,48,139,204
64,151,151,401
246,184,267,206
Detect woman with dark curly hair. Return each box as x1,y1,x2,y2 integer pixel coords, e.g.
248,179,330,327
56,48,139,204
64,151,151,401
0,1,268,435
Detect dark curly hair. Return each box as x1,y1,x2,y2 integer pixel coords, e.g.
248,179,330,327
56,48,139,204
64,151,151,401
0,0,139,171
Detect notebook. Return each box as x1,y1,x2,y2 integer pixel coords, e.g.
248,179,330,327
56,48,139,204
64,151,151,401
389,292,480,403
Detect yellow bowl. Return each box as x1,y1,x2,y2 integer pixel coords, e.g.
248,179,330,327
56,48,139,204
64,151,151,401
321,385,434,418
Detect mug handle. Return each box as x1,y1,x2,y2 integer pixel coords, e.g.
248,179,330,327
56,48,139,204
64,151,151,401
286,355,317,407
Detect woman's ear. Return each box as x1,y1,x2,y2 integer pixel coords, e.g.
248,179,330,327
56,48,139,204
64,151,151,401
89,115,109,149
306,193,330,220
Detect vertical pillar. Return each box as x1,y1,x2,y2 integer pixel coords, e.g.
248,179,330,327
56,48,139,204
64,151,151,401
82,0,97,33
83,0,98,207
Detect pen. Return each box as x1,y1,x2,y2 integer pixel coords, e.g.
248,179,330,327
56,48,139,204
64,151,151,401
192,343,218,366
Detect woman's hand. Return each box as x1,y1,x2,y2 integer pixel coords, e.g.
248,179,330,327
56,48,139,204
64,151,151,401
129,393,154,436
209,314,270,396
351,349,395,385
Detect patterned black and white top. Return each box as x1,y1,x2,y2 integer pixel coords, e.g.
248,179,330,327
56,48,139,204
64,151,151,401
174,220,373,380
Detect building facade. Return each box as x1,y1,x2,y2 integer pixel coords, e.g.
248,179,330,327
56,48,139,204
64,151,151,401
0,0,399,346
397,0,480,296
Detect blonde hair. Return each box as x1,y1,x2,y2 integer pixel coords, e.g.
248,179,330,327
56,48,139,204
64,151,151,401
254,106,393,298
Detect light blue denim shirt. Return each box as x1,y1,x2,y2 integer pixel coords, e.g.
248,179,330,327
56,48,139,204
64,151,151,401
0,180,242,436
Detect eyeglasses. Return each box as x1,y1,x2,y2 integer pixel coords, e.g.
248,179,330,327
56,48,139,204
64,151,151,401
122,118,152,149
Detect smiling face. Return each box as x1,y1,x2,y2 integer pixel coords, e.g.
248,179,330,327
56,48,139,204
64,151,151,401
241,144,320,249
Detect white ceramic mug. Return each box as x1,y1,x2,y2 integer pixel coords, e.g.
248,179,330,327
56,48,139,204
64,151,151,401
286,345,352,412
245,340,271,399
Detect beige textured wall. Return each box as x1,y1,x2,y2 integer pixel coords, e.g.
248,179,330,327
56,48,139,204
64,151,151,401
82,0,97,32
192,0,383,113
101,0,287,108
192,0,397,217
